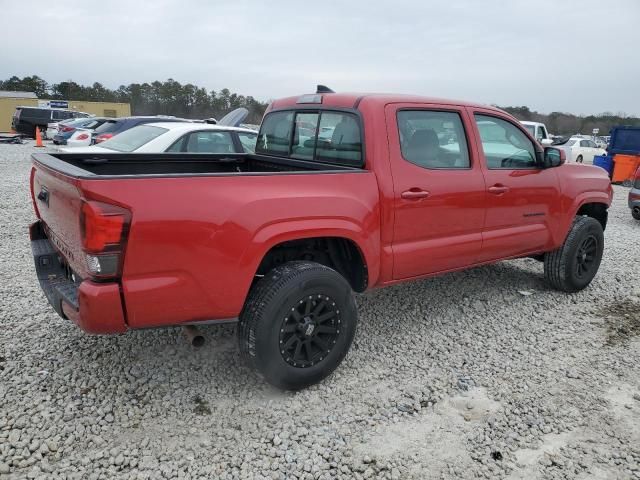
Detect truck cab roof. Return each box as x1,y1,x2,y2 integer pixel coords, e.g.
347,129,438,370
269,91,507,114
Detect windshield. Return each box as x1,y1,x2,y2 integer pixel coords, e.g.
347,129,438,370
523,124,535,136
97,125,168,152
93,120,119,134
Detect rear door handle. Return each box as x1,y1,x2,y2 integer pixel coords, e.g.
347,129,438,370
488,185,510,195
401,189,431,200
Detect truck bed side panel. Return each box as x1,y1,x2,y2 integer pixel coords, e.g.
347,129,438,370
77,172,381,328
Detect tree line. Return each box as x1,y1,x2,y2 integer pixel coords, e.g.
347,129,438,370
2,75,639,134
0,75,269,124
498,106,640,137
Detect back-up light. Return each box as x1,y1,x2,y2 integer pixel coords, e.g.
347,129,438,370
80,200,131,280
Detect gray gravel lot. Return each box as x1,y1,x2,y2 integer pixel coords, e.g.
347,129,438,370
1,143,639,480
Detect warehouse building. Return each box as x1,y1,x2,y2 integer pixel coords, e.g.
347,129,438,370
0,91,131,132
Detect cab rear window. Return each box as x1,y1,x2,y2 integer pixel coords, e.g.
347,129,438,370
256,110,362,166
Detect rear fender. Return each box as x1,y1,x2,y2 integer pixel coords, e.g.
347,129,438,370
242,218,380,288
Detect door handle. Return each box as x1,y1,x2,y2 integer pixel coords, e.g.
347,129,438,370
401,189,431,200
488,185,510,195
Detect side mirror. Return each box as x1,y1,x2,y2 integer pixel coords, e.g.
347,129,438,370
544,147,565,168
541,138,553,146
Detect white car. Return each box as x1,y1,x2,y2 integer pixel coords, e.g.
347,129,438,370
60,122,258,154
520,121,553,145
557,137,607,164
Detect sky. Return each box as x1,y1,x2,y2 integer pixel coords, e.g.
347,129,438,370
2,0,639,115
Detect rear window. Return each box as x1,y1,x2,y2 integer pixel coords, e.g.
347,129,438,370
19,108,51,121
97,125,168,152
256,110,362,166
93,120,120,134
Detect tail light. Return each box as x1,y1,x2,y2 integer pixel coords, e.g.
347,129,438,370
76,133,90,141
61,125,75,133
80,200,131,280
95,133,114,143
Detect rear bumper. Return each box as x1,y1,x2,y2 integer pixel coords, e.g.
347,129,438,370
30,221,127,334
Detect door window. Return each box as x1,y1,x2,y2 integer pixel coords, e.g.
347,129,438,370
397,110,470,168
237,132,258,153
180,131,234,153
474,115,538,169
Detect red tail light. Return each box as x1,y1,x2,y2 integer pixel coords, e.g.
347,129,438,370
61,125,75,132
95,133,114,143
80,200,131,280
76,133,89,141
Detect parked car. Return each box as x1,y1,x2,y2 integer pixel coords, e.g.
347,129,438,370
556,137,607,164
520,121,553,145
46,118,78,140
629,166,640,220
12,107,89,138
89,116,189,144
60,122,258,153
52,117,109,145
28,88,612,390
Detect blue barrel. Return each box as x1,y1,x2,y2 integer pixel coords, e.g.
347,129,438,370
593,154,614,177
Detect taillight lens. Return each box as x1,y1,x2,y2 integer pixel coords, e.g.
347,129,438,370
80,201,131,279
61,125,74,132
95,133,113,143
76,133,89,141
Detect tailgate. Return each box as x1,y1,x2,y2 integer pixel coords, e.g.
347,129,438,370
31,162,88,278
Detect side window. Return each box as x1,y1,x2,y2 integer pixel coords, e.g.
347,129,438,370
539,126,548,139
237,132,258,153
397,110,470,169
580,140,590,147
474,115,538,169
256,111,294,156
166,136,186,152
183,131,234,154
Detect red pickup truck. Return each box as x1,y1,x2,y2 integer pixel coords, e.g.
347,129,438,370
29,89,612,389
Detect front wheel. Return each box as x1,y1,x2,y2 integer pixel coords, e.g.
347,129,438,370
238,261,357,390
544,216,604,292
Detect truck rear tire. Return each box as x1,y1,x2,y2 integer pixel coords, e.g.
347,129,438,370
544,216,604,293
238,261,357,390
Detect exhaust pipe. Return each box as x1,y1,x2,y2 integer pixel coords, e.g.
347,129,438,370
183,325,205,348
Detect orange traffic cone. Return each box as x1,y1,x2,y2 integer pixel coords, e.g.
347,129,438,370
35,128,44,147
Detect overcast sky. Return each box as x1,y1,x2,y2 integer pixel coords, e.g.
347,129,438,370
2,0,639,115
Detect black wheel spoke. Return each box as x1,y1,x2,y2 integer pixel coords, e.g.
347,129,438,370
312,299,326,316
316,325,337,335
311,335,329,351
316,311,336,324
303,341,313,361
283,335,297,350
293,340,303,361
283,323,298,333
304,298,313,315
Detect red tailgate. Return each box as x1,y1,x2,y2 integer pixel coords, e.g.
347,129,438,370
30,163,89,279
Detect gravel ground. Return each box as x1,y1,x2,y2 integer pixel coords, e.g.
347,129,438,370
1,143,639,480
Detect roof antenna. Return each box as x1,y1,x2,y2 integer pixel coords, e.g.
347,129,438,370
316,85,335,94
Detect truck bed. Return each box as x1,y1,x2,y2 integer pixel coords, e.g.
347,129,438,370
32,152,362,178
